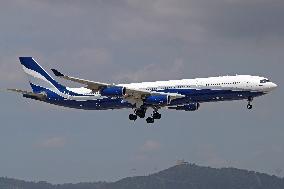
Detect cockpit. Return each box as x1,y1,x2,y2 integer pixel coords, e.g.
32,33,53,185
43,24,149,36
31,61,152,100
260,79,270,83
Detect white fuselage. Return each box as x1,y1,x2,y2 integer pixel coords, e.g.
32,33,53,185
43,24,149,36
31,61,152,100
64,75,277,103
121,75,276,93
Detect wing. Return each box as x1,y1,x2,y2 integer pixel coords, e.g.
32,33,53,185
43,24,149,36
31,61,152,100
51,69,110,91
51,69,185,105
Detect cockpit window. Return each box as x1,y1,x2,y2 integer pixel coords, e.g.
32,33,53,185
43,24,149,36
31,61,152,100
260,79,270,83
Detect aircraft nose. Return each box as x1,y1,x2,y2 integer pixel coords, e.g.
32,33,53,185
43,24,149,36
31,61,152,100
272,83,277,89
269,82,277,90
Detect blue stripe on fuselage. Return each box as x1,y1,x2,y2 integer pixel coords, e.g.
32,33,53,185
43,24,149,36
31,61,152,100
40,88,265,110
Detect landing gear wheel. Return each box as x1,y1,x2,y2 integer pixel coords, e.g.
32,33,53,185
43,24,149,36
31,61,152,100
153,112,161,119
146,117,154,123
129,114,137,121
247,97,253,110
247,104,252,109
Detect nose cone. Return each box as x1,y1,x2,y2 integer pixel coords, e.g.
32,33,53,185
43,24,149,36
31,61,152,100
268,82,278,91
272,82,277,88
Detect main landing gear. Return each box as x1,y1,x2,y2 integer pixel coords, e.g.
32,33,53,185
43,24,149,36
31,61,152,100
129,107,146,122
247,97,253,109
129,108,161,124
146,111,162,124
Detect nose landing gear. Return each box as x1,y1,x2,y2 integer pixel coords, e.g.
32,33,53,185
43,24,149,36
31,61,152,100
247,97,253,109
247,104,252,109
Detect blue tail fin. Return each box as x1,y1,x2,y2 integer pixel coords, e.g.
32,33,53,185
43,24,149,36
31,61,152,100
19,57,66,94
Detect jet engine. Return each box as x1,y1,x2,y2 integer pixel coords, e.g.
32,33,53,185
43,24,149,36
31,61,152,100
144,95,170,105
100,86,126,97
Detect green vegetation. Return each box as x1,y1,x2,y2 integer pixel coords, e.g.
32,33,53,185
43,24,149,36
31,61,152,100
1,164,283,189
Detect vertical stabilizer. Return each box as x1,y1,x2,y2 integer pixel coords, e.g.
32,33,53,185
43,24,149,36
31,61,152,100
19,57,65,94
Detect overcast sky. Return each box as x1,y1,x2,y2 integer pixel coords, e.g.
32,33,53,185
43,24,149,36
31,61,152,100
0,0,283,184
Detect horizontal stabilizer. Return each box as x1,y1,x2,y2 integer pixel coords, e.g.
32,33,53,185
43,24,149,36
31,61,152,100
7,88,46,100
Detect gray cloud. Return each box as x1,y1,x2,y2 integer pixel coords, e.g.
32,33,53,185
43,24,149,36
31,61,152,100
1,0,283,83
37,137,67,149
140,140,161,152
0,0,283,183
116,58,185,82
197,0,284,39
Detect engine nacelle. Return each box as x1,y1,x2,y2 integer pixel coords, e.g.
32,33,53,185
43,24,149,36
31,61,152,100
169,103,200,111
144,95,170,105
100,86,126,97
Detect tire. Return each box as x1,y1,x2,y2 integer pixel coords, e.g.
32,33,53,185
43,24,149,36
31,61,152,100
153,112,161,119
129,114,137,121
247,104,252,109
146,117,154,123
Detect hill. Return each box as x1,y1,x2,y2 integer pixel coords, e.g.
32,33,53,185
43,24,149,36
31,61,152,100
1,163,284,189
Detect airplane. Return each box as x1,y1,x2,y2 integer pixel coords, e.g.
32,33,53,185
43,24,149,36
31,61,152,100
8,57,277,123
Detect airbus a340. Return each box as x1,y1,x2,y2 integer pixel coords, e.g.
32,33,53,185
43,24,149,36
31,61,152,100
9,57,277,123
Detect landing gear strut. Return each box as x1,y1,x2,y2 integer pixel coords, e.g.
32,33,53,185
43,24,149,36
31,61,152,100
135,108,146,118
247,97,253,109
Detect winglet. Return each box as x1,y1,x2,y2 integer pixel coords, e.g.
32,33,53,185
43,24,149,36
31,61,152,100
51,69,64,77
